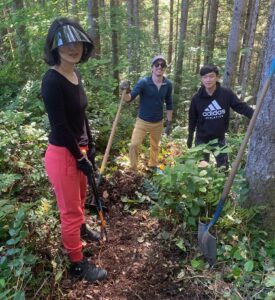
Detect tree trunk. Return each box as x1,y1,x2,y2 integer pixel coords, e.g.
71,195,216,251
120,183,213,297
153,0,161,53
240,0,260,100
223,0,248,89
167,0,174,73
2,8,16,60
203,0,211,65
196,0,204,75
245,0,275,238
72,0,78,18
174,0,180,67
88,0,101,58
204,0,219,64
173,0,189,120
110,0,119,97
12,0,27,61
238,0,253,83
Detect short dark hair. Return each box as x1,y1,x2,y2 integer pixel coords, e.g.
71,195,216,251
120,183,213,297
200,64,219,76
44,17,94,66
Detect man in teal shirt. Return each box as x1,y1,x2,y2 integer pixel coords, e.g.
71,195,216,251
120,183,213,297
121,55,173,170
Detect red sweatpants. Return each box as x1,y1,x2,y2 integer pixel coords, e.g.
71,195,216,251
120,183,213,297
44,144,86,262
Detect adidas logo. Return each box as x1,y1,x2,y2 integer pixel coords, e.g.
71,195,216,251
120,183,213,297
202,100,225,118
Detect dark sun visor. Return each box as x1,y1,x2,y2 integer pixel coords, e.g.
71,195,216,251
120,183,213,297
51,25,93,50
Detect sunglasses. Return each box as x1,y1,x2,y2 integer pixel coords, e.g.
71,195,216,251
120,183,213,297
154,62,166,68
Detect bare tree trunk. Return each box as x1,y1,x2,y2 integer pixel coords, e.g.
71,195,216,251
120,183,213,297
245,0,275,237
72,0,78,18
167,0,174,73
204,0,219,64
196,0,204,74
110,0,119,97
88,0,101,58
2,8,16,60
174,0,180,68
173,0,189,120
223,0,248,89
153,0,161,53
240,0,260,100
12,0,28,61
203,0,211,65
238,0,253,83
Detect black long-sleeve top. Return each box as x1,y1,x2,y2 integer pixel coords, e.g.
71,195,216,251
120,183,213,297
41,69,92,159
188,82,254,142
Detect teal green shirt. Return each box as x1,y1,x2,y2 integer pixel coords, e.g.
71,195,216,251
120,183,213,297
130,76,173,122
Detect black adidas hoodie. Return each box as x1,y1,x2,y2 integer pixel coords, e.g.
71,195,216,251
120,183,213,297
188,82,254,142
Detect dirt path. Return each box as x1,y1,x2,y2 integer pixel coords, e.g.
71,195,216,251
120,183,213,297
59,170,208,300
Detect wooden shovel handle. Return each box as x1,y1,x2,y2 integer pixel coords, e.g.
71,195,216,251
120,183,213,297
99,89,126,175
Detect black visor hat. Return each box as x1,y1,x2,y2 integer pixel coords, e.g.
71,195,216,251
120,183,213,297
51,24,93,50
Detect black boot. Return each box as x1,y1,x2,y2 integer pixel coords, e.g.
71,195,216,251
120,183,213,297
81,223,101,242
70,257,107,282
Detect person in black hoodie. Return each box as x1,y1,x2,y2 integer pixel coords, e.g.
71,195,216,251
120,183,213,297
187,64,254,168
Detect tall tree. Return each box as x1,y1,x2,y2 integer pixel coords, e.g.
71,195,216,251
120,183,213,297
71,0,78,18
223,0,248,89
153,0,161,53
240,0,260,100
245,0,275,237
204,0,219,64
196,0,205,74
88,0,101,58
173,0,189,119
110,0,119,96
12,0,27,61
167,0,174,73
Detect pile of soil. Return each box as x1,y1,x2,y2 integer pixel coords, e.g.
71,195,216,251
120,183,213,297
60,170,208,300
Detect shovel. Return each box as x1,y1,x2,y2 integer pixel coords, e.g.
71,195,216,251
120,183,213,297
98,89,126,183
198,59,275,265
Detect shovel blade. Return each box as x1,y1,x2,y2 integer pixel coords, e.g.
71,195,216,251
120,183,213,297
198,221,217,265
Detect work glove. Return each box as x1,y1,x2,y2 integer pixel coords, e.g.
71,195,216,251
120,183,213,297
165,120,172,136
187,133,193,149
120,80,131,93
77,156,93,177
87,142,97,170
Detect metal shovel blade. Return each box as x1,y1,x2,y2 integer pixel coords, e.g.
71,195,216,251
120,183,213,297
198,221,217,265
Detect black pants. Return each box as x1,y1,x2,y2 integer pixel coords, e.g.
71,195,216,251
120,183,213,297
195,137,228,169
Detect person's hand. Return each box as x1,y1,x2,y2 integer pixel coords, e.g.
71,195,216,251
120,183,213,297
165,120,172,136
87,142,98,170
77,156,93,177
120,80,131,93
187,133,193,149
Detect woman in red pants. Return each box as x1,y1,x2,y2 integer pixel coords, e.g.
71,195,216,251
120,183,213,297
41,17,107,282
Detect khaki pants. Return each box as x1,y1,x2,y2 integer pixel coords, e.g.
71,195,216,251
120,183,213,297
129,118,163,169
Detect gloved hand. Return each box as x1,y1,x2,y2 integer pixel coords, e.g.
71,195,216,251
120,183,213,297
120,80,131,93
165,120,172,136
187,133,193,149
77,156,93,177
87,142,97,170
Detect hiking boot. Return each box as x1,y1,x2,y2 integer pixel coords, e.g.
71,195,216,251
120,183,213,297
69,257,107,282
81,224,101,242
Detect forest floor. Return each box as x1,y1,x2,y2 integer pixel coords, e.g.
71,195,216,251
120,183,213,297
58,168,209,300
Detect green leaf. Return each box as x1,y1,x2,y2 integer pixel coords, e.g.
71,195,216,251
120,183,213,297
244,260,254,272
232,267,242,277
13,291,25,300
199,186,207,193
265,275,275,287
55,270,63,283
0,278,5,288
191,259,204,270
190,205,200,216
175,239,186,252
187,216,196,226
199,170,207,177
